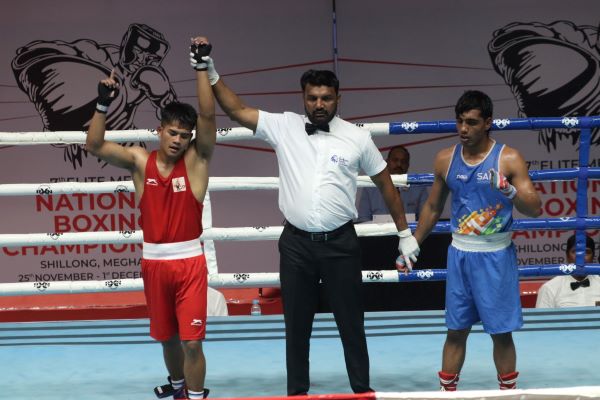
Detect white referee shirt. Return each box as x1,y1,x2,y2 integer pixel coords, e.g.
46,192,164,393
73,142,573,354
256,110,387,232
535,275,600,308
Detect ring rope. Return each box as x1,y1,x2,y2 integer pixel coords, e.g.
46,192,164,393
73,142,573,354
0,123,392,145
3,264,600,296
0,176,408,197
2,169,599,196
2,218,600,247
2,117,599,145
1,116,598,295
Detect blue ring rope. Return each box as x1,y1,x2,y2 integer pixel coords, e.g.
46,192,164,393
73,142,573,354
385,116,599,281
408,168,600,185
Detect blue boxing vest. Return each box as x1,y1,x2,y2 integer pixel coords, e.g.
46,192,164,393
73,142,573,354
446,142,513,236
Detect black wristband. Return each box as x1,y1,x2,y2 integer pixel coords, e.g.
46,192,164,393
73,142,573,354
97,82,117,111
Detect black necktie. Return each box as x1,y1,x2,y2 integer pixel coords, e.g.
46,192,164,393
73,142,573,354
305,122,329,135
570,278,591,290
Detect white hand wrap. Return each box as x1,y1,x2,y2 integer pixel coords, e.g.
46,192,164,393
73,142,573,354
190,53,208,71
397,228,420,264
201,56,220,86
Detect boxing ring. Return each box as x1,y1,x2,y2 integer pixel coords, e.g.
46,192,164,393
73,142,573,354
1,116,600,399
1,308,600,399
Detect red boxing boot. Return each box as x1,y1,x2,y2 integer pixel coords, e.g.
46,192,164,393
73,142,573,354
438,371,459,391
498,371,519,390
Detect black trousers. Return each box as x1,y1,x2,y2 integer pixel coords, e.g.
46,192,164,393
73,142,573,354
279,222,371,395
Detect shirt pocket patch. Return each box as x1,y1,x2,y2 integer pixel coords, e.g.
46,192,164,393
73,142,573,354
327,149,354,170
172,177,187,192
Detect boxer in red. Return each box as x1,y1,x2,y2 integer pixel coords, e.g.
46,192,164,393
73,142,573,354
86,37,216,400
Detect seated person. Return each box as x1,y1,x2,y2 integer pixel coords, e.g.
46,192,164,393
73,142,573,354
207,287,229,316
536,234,599,308
357,144,428,222
353,147,446,312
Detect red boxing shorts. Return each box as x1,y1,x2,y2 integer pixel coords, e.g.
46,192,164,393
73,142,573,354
141,239,207,341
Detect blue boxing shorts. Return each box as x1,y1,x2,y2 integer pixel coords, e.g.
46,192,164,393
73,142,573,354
445,233,523,334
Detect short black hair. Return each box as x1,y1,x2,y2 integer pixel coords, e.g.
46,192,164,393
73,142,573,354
566,234,595,255
300,70,339,94
455,90,493,120
387,144,409,160
160,102,197,130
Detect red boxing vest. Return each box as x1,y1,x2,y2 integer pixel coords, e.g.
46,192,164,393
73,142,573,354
139,151,204,244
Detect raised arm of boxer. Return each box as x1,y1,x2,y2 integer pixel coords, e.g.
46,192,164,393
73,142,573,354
190,37,217,163
86,70,147,173
184,36,218,204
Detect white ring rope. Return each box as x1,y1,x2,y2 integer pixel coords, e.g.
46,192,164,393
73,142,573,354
0,223,399,247
0,123,391,145
0,130,158,145
0,148,404,295
0,175,408,196
0,270,403,296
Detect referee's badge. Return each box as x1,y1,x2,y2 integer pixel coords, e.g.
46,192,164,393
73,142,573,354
171,177,187,192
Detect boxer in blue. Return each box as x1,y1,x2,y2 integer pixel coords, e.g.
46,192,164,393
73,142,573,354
404,90,542,390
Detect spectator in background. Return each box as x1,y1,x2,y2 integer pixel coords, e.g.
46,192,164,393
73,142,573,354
357,145,428,222
536,234,599,308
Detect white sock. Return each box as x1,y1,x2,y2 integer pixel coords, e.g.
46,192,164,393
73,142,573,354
171,378,185,390
188,389,206,399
